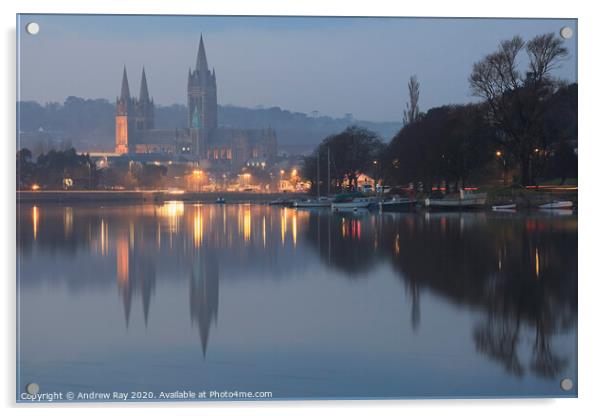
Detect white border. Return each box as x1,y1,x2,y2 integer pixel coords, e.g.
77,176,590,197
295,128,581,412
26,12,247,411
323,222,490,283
3,1,601,415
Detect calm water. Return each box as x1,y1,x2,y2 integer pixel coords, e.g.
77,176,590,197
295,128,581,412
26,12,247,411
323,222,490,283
17,202,577,401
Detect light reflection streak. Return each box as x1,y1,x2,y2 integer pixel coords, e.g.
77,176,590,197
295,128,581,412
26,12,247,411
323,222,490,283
292,211,297,247
100,219,108,256
194,205,203,248
281,208,287,244
243,205,251,242
158,201,184,234
262,216,266,248
535,248,540,279
32,205,39,240
116,232,129,286
63,207,73,237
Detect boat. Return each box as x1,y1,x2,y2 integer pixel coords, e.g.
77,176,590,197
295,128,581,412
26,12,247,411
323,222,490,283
539,200,573,210
331,192,375,212
215,197,226,204
294,197,331,208
268,198,295,207
333,207,371,215
379,196,417,212
492,203,517,211
424,190,487,210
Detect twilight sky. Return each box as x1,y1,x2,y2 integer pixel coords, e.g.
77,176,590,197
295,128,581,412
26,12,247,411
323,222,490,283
17,15,577,122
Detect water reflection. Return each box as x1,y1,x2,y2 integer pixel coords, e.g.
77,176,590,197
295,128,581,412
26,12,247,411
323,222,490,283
17,203,577,394
303,209,577,380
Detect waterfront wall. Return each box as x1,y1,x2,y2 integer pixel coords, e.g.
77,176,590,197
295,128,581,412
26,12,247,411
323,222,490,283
17,191,305,204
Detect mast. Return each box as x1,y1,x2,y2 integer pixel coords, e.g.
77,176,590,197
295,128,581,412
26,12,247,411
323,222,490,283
327,146,331,196
316,149,320,198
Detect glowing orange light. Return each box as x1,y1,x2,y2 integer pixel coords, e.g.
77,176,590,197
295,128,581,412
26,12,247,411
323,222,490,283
31,184,40,191
495,150,502,157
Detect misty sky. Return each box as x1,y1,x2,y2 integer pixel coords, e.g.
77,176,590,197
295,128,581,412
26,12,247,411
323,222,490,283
17,15,577,122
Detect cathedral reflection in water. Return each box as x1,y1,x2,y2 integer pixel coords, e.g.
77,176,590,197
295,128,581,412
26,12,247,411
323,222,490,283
18,202,577,380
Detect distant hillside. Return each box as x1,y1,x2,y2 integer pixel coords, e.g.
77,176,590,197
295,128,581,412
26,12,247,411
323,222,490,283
17,97,402,155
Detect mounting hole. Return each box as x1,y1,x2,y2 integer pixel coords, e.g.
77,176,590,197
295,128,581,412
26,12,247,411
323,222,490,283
25,382,39,394
26,22,40,35
560,26,573,39
560,377,574,391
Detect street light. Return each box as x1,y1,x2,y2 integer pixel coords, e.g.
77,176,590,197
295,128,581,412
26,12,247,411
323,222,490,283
496,150,507,185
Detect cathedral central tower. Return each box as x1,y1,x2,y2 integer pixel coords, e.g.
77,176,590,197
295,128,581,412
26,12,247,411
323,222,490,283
187,35,217,157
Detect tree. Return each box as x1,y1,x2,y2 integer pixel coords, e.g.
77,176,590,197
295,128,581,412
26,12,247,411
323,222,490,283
402,75,421,126
17,148,35,188
302,126,383,194
469,33,569,186
33,148,99,189
385,105,494,192
134,164,167,189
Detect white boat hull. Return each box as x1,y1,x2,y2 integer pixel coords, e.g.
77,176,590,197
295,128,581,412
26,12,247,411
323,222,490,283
380,199,417,212
294,201,331,208
492,203,516,210
539,201,573,209
425,194,487,209
332,201,372,211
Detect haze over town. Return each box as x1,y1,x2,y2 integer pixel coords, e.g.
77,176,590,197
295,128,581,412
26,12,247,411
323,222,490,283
19,15,576,122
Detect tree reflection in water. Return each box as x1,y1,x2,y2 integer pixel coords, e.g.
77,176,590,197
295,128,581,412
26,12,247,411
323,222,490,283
304,210,577,380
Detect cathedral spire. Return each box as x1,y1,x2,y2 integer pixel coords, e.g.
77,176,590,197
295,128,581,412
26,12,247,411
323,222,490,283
139,67,150,103
196,34,209,72
120,66,131,101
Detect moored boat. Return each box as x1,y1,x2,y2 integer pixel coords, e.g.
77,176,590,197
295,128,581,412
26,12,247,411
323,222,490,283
294,197,332,208
492,203,516,211
269,198,295,207
331,192,375,212
379,196,418,212
539,200,573,210
424,190,487,210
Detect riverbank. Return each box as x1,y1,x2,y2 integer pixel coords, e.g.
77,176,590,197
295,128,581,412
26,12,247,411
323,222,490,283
17,186,577,209
483,186,578,209
17,190,306,204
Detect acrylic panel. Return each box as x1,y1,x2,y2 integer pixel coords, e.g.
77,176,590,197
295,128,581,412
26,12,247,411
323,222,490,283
16,14,578,402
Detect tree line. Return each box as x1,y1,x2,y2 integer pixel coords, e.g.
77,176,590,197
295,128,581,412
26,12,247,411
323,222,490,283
303,32,577,193
16,148,168,190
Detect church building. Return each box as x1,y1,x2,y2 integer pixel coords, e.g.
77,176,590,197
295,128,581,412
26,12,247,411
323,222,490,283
115,35,277,169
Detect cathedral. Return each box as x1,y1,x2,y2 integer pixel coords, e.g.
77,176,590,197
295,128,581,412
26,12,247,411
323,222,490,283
115,35,277,168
